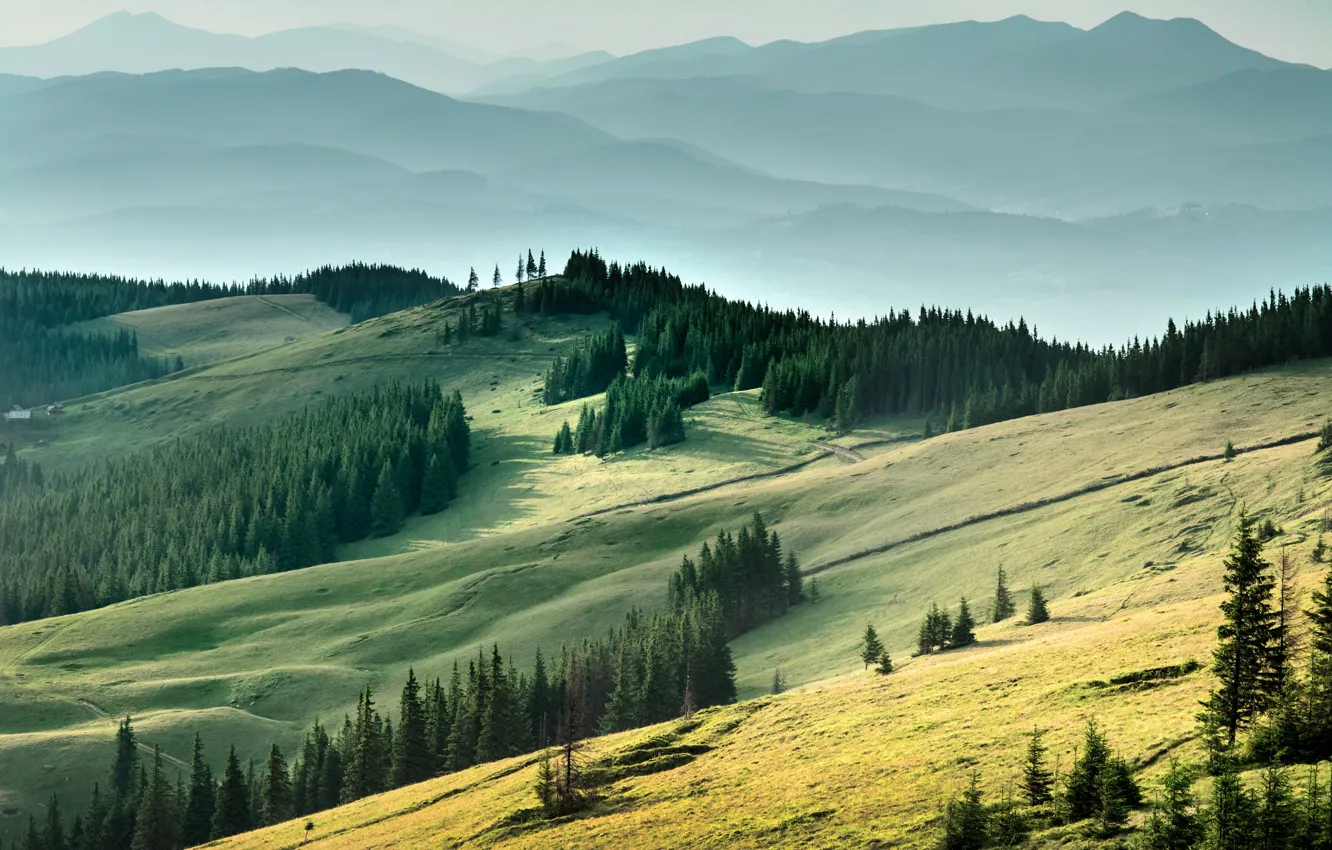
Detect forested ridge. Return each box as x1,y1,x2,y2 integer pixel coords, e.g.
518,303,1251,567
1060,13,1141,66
558,250,1332,434
0,382,470,625
0,264,459,406
4,515,797,850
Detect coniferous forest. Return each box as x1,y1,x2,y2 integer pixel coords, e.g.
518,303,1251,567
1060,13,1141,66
0,382,470,625
0,264,459,407
557,250,1332,435
6,514,795,850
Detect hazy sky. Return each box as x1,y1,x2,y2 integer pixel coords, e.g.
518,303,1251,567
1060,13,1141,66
1,0,1329,66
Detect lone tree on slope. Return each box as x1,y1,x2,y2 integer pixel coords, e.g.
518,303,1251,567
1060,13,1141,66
861,624,885,669
1203,511,1279,745
1026,588,1050,625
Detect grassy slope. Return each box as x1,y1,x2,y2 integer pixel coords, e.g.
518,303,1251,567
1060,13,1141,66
71,294,350,368
3,346,1332,838
209,381,1332,849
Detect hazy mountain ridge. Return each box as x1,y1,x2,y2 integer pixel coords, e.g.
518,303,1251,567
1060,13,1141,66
0,14,1327,342
0,12,615,94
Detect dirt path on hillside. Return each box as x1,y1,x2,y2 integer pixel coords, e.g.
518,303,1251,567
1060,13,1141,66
811,442,865,463
802,430,1320,578
256,295,316,324
574,435,920,520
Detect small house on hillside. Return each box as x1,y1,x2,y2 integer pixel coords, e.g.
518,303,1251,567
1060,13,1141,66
4,406,32,421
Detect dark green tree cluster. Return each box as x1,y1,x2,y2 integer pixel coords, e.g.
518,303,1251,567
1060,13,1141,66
0,444,44,502
938,721,1141,848
0,383,470,625
241,263,459,323
1136,758,1332,850
556,251,1332,440
917,598,977,654
541,325,627,405
0,321,179,409
553,372,706,456
1236,530,1332,766
667,514,803,636
0,268,242,326
2,263,459,407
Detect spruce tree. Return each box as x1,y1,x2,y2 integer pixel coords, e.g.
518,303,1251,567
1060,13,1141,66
951,598,977,647
212,746,251,839
1026,587,1050,625
131,748,180,850
1138,759,1200,850
369,461,404,538
493,266,502,288
538,251,547,279
876,651,893,676
1309,567,1332,759
941,774,989,850
1064,719,1112,821
1205,760,1257,849
110,715,139,801
1021,728,1053,807
183,733,215,847
992,567,1016,623
1255,762,1295,850
259,744,293,827
392,668,432,788
860,624,884,669
467,267,478,292
43,794,65,850
1204,512,1279,745
783,551,803,605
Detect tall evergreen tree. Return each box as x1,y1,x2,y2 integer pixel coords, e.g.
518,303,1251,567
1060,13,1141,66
1205,760,1257,849
951,598,977,647
992,567,1017,623
1204,512,1280,745
131,748,181,850
212,746,251,839
1021,728,1053,807
860,624,884,669
110,715,139,801
182,733,215,847
369,460,405,539
392,668,432,788
259,744,293,827
1064,719,1113,821
1138,759,1201,850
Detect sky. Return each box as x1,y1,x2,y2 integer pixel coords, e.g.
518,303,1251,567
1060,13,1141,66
1,0,1330,66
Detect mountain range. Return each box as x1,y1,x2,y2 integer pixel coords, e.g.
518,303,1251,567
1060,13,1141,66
0,12,1329,342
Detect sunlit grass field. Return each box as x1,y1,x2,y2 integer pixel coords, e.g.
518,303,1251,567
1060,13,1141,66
3,289,1332,844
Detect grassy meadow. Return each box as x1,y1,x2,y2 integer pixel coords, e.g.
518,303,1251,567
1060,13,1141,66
2,322,1331,841
71,294,349,368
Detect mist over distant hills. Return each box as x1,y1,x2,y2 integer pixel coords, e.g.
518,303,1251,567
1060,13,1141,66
0,11,1329,343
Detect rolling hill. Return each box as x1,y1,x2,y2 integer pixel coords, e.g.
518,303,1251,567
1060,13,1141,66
70,295,349,368
3,277,1332,846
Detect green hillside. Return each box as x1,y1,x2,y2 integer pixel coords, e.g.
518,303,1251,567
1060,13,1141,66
71,294,349,368
3,333,1330,839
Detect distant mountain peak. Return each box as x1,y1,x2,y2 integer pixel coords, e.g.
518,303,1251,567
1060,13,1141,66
1091,10,1218,37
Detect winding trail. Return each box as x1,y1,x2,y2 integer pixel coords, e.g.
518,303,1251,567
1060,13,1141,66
803,430,1320,577
255,295,315,324
574,435,920,520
